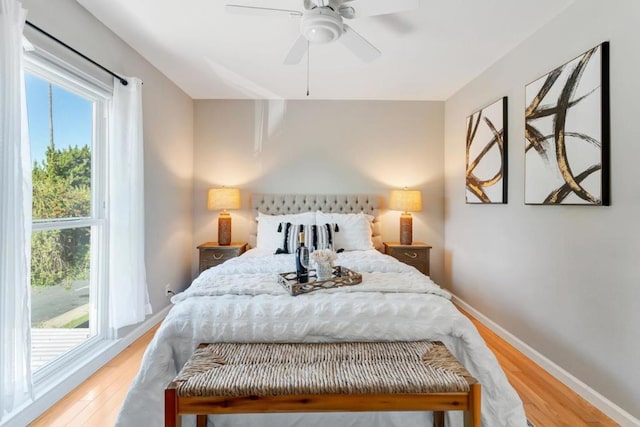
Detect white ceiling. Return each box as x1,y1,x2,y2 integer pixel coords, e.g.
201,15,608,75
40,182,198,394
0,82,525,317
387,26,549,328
77,0,575,101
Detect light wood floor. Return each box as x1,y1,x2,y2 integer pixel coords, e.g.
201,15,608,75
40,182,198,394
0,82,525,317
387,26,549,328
29,325,160,427
458,308,618,427
30,311,618,427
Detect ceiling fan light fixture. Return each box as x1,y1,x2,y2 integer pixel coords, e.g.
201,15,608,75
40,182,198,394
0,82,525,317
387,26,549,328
300,7,343,43
338,6,355,19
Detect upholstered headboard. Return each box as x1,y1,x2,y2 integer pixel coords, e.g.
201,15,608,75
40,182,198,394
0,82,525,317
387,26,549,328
249,194,382,249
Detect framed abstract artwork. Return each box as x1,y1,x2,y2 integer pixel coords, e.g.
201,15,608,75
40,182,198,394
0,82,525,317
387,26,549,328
466,97,508,204
525,42,610,205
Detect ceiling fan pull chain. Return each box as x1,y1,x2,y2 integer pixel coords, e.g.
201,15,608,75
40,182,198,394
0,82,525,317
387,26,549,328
306,40,310,97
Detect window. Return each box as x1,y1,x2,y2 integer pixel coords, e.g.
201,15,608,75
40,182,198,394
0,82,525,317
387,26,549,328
24,49,111,378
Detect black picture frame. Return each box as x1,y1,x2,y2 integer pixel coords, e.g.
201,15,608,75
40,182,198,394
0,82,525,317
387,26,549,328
465,96,508,204
524,42,610,205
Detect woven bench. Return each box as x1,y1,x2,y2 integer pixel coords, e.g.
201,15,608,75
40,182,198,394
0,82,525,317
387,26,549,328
165,341,481,427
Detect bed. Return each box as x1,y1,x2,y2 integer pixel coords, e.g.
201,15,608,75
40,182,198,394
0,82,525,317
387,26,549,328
116,194,527,427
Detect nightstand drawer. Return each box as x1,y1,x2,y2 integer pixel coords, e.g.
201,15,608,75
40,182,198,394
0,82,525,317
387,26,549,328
197,242,247,273
200,249,235,270
384,242,431,276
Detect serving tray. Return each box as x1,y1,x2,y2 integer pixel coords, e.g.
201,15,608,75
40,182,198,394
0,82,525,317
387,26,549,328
277,266,362,296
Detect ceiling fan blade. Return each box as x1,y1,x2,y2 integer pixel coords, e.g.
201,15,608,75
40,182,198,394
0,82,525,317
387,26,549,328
338,0,419,19
225,4,302,17
340,24,381,62
283,35,309,65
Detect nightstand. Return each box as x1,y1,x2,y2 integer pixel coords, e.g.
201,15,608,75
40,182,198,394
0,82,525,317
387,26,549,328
197,242,247,273
383,242,431,276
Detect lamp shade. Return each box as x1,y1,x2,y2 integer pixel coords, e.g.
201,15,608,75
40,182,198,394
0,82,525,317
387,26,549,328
389,189,422,212
207,188,241,211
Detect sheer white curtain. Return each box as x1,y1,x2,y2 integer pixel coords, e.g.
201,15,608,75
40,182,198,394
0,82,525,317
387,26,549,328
0,0,33,420
108,77,151,331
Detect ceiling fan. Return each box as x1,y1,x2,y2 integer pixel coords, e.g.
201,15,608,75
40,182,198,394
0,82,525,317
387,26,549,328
225,0,419,64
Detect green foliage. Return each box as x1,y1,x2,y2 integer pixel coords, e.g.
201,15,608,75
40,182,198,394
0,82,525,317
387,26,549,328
31,144,91,287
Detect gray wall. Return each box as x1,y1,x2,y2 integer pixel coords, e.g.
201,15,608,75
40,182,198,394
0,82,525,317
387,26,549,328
22,0,195,314
23,0,639,419
444,0,640,418
193,100,445,283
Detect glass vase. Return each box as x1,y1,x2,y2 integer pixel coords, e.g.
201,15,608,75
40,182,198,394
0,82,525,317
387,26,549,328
316,262,333,281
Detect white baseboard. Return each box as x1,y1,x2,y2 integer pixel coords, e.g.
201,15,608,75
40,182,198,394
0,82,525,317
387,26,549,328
451,294,640,427
1,305,171,427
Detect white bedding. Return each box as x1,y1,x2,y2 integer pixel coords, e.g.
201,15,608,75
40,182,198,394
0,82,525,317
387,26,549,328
116,249,527,427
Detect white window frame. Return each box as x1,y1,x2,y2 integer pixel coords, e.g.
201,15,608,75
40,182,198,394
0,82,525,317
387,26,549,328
24,46,113,388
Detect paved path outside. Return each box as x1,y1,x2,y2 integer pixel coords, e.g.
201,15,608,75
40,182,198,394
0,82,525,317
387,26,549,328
31,280,89,325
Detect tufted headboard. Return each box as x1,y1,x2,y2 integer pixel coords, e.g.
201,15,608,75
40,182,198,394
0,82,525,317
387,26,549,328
249,194,382,249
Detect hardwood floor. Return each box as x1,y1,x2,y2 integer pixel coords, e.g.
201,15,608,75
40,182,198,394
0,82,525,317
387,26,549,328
30,325,159,427
30,312,618,427
458,308,618,427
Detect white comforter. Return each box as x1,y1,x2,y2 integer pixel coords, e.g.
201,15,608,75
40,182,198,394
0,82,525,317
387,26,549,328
117,249,527,427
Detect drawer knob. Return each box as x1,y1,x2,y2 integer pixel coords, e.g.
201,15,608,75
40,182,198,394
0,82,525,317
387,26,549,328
213,253,224,260
404,252,418,259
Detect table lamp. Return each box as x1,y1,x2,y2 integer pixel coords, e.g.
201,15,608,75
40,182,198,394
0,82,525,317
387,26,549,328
207,187,241,246
389,188,422,245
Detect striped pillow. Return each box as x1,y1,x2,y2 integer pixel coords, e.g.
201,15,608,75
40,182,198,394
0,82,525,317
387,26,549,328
315,223,339,251
275,223,315,254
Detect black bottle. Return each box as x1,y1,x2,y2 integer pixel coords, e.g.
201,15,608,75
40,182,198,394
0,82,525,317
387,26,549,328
295,231,309,283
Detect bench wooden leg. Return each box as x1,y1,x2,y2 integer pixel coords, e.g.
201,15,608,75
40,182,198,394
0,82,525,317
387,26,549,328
197,414,207,427
433,411,444,427
164,387,181,427
464,383,482,427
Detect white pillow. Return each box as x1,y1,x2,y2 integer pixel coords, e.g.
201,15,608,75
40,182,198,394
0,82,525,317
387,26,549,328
315,212,374,251
256,212,316,252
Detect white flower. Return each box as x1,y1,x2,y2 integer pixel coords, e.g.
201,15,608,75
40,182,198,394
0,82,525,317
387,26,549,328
311,249,337,264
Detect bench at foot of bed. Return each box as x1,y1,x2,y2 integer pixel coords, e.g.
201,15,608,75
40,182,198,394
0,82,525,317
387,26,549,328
165,341,481,427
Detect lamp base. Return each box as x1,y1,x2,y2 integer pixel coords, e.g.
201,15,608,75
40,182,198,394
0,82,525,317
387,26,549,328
399,213,413,245
218,212,232,246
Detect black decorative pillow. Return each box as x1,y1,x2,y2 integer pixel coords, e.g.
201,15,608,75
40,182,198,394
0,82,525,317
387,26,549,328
274,223,315,254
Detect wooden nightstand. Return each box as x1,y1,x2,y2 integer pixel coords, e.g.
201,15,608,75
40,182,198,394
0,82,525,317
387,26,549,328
384,242,431,276
197,242,247,273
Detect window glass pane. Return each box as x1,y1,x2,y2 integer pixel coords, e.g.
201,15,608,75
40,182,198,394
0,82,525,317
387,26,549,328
31,227,94,371
25,73,93,220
